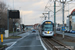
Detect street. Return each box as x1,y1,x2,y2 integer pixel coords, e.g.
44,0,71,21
0,0,75,50
5,31,45,50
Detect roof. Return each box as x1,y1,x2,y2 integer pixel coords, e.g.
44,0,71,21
41,20,53,25
71,9,75,14
25,25,33,26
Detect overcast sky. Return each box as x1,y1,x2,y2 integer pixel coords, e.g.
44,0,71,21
1,0,75,25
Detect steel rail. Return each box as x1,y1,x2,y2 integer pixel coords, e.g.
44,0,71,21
46,39,59,50
41,38,52,50
51,38,73,50
42,38,73,50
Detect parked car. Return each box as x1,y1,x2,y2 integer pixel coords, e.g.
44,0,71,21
64,30,71,33
70,30,75,33
67,31,70,33
57,28,60,31
64,30,67,33
32,29,36,32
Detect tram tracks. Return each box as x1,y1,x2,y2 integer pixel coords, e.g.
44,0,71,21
42,38,73,50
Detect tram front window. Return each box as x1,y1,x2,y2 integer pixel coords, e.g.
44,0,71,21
44,25,53,31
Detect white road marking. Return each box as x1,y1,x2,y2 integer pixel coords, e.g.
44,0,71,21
3,42,15,46
38,33,47,50
12,45,42,47
5,42,17,50
38,32,52,50
36,36,40,40
5,31,49,50
5,32,30,50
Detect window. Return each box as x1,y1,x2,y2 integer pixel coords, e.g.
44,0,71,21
44,24,53,31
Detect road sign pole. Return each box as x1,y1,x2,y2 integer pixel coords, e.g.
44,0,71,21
7,10,9,31
62,2,65,39
13,20,15,36
7,10,9,37
13,19,14,33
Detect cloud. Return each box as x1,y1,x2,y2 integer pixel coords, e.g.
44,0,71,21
6,0,41,3
5,0,75,25
20,10,34,15
13,0,40,2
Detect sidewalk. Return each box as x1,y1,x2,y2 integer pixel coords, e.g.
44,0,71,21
0,32,22,38
9,32,22,36
0,31,29,46
56,31,75,37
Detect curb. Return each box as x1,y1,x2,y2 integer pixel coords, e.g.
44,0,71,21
0,46,7,50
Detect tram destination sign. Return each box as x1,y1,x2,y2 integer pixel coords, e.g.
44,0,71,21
45,22,51,24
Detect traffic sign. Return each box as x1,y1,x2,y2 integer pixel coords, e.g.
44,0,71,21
62,27,65,31
15,23,19,26
8,10,20,19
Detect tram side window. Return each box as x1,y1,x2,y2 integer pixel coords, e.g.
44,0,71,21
44,25,53,31
42,25,44,31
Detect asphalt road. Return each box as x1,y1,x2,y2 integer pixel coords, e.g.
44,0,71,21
5,31,45,50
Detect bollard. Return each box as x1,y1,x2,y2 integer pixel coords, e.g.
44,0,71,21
1,34,3,45
5,30,9,38
1,28,3,45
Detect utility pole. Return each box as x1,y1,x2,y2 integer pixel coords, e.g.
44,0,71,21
54,0,56,34
42,13,48,20
13,0,15,34
40,16,44,22
44,16,47,20
43,14,47,20
60,0,66,39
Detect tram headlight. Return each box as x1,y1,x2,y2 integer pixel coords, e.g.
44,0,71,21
44,32,47,34
50,32,52,34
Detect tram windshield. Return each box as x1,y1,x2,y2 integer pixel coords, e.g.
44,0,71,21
44,24,53,31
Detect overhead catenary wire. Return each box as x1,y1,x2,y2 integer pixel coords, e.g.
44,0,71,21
43,0,50,12
42,0,75,22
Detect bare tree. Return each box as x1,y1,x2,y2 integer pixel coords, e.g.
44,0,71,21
0,2,7,29
0,2,21,31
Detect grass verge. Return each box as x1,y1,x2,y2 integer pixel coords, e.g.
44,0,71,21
4,36,22,39
0,45,7,48
9,31,16,33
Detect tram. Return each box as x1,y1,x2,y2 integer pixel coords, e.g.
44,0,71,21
40,20,54,37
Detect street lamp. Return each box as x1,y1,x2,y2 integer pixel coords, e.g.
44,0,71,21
60,0,66,39
60,0,66,3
